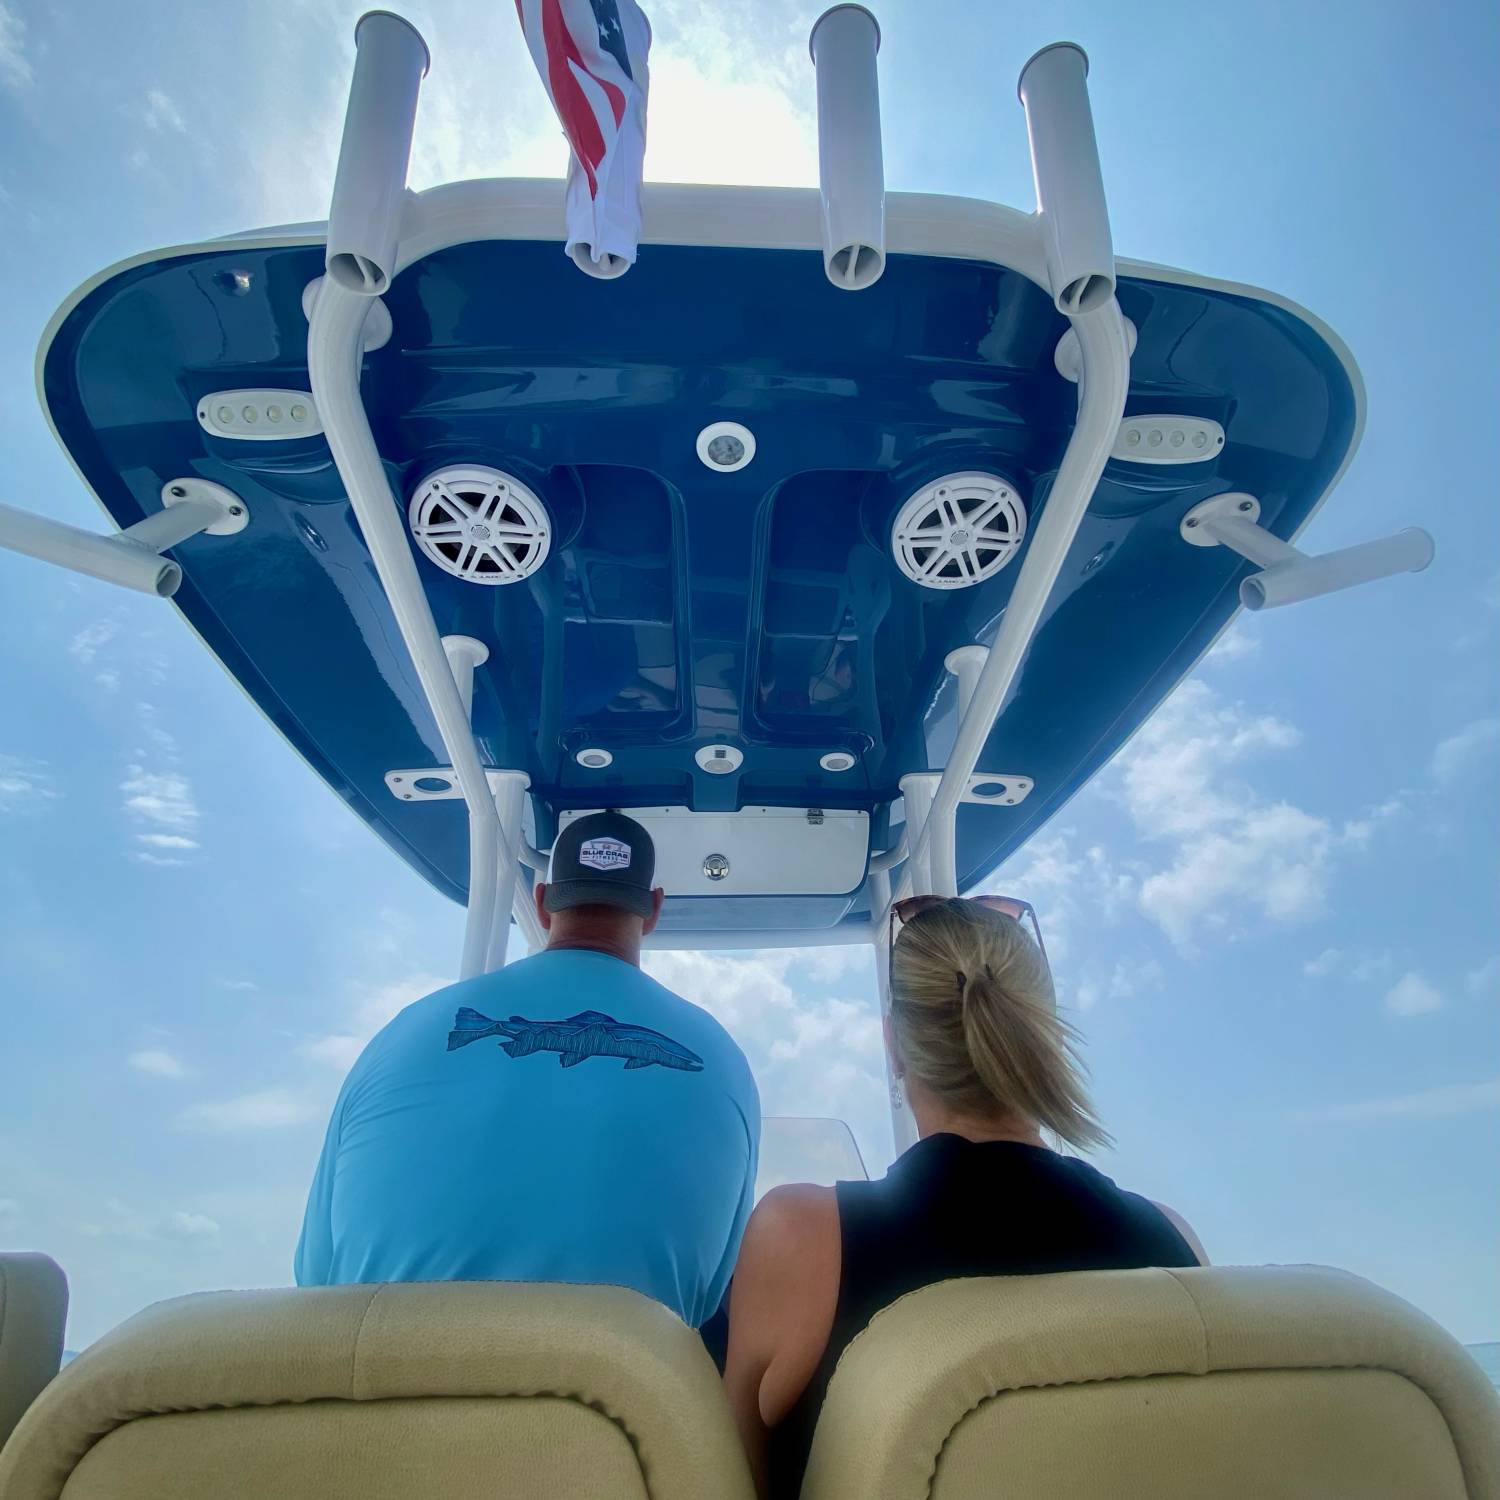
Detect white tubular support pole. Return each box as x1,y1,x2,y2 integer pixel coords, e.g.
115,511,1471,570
487,770,530,972
0,497,230,597
895,299,1132,907
869,868,919,1155
440,634,489,720
809,5,886,291
1018,43,1115,315
310,281,500,977
897,772,941,896
326,11,429,296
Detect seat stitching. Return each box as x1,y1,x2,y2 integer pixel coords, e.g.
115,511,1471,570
921,1364,1468,1498
346,1285,384,1400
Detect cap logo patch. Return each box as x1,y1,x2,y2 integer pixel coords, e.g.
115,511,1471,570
579,836,631,872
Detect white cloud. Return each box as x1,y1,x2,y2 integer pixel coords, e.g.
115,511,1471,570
79,1199,223,1241
296,1034,364,1070
0,754,61,812
177,1089,320,1131
136,833,199,850
217,978,260,993
143,87,186,133
162,1210,219,1239
68,619,120,666
1430,718,1500,785
1467,956,1499,996
297,972,449,1070
129,1048,188,1078
1104,680,1350,949
1292,1076,1500,1124
1200,625,1261,668
644,948,887,1150
0,1,32,92
1303,947,1393,982
1383,972,1443,1018
121,765,199,833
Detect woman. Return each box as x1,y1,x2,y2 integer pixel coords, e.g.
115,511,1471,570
723,895,1206,1498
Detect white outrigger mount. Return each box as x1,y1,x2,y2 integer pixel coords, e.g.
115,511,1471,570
0,9,1434,1150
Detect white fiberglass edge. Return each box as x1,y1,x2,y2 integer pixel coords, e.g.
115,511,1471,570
893,297,1132,909
307,279,538,973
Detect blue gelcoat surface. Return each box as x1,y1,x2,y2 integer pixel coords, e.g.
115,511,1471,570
41,236,1359,931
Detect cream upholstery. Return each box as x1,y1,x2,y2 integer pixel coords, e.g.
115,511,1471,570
0,1281,755,1500
0,1254,68,1453
801,1265,1500,1500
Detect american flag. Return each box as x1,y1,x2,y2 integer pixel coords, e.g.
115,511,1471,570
515,0,652,275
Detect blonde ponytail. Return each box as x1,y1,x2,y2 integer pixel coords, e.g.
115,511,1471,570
890,899,1110,1151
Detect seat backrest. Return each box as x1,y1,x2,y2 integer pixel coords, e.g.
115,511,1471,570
802,1264,1500,1500
0,1253,68,1453
0,1281,755,1500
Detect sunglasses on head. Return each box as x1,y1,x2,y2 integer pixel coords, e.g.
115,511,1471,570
888,894,1050,973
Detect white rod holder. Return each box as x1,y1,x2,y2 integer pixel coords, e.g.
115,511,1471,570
944,645,989,719
441,634,489,720
0,495,238,598
809,4,886,291
1018,43,1115,315
326,11,429,296
898,771,946,896
1181,494,1434,611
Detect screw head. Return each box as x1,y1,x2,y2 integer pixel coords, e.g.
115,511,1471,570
228,505,244,517
1185,517,1199,528
1238,499,1254,512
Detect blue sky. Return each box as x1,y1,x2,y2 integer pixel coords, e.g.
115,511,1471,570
0,0,1495,1351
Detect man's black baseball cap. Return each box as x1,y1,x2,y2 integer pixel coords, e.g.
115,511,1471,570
544,811,657,918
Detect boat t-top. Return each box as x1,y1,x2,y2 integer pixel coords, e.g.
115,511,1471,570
2,8,1491,1500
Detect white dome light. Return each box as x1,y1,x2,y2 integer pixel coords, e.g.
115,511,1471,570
891,472,1027,590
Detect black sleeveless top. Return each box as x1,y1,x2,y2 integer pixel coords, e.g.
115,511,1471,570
767,1133,1197,1499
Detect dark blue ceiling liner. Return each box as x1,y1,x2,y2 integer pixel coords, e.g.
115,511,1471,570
41,235,1359,929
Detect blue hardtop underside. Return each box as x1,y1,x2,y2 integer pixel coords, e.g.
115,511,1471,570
41,231,1359,931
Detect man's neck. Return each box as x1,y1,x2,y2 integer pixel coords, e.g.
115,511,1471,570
544,934,641,967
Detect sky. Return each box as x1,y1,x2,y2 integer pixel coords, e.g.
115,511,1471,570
0,0,1496,1352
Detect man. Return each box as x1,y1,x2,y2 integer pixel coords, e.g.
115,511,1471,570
295,811,760,1330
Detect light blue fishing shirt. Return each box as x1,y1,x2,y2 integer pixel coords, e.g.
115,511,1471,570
295,948,760,1327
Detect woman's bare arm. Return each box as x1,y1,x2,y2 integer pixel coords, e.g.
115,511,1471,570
1153,1200,1210,1264
723,1184,840,1497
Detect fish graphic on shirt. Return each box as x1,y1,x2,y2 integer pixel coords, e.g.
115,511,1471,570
446,1006,705,1072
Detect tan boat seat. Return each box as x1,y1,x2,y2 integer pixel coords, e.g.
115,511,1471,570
0,1254,68,1454
0,1280,755,1500
801,1264,1500,1500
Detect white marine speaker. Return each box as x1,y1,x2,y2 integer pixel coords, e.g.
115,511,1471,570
890,471,1027,590
408,464,551,585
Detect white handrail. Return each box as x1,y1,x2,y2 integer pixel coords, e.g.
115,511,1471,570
893,297,1132,906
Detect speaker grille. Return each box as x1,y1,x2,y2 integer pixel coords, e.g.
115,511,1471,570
408,465,550,585
891,472,1026,590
